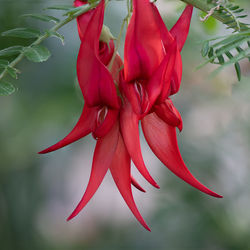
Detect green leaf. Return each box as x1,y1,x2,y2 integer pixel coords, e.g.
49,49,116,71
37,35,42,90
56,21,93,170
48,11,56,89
218,55,225,64
46,31,64,45
46,5,73,11
0,59,9,67
23,45,51,63
201,41,209,57
63,6,84,16
2,28,41,39
0,81,16,96
208,47,214,62
0,46,23,57
233,9,244,13
234,62,241,81
22,14,60,24
6,66,19,79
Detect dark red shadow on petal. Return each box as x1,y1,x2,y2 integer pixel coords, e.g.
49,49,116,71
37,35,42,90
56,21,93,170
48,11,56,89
93,108,119,139
99,40,115,66
147,41,177,110
154,99,183,132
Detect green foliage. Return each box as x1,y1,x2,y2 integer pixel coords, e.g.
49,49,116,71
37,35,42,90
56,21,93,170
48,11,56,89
0,81,16,96
21,14,60,24
6,66,20,79
45,5,74,11
0,3,88,95
214,1,249,31
0,46,23,57
200,31,250,81
23,45,51,63
2,28,41,39
46,31,65,45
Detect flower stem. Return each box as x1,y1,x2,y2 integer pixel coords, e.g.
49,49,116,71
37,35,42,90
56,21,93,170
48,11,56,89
108,0,132,71
0,1,100,82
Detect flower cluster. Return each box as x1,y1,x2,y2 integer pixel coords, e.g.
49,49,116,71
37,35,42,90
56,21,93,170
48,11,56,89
39,0,222,231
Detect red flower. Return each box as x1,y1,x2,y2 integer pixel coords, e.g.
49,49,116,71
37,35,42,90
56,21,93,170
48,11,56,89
39,0,222,231
121,0,222,198
39,0,151,231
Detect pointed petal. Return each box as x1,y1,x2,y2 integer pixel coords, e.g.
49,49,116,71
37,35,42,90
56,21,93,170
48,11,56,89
124,0,165,82
38,105,97,154
131,176,146,193
120,102,159,188
150,3,174,48
142,113,222,198
110,132,150,231
67,121,119,221
170,5,193,51
154,99,183,132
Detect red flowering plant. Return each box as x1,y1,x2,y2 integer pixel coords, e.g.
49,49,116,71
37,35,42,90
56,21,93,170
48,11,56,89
2,0,250,232
38,0,222,231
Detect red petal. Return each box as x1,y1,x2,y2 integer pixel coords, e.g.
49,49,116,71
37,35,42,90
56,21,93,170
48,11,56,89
142,113,222,198
170,5,193,52
150,3,174,49
77,42,120,109
147,41,177,111
74,0,87,7
78,0,104,52
154,99,183,132
93,108,119,138
120,79,144,116
110,132,150,231
74,1,95,42
76,0,119,108
67,121,119,221
110,54,123,85
120,102,159,188
131,176,146,193
38,105,98,154
99,40,115,66
169,50,182,96
124,0,165,82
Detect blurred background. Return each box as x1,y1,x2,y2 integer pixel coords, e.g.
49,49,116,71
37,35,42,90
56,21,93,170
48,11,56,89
0,0,250,249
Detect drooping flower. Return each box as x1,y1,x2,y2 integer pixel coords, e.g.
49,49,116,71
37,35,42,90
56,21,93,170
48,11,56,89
39,0,150,231
121,0,222,198
39,0,222,232
39,0,120,153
